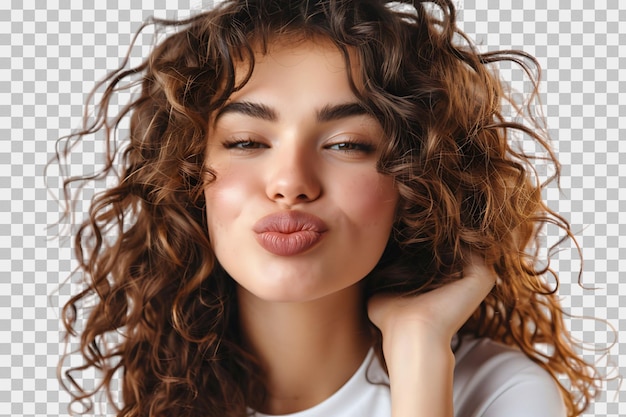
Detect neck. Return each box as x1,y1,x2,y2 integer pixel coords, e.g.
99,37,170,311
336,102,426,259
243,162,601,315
238,283,372,415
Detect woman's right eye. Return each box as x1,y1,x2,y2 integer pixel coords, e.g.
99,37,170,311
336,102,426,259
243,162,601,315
222,139,268,150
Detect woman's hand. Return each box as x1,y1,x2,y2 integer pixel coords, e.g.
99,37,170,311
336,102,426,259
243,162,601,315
367,254,497,417
368,253,497,347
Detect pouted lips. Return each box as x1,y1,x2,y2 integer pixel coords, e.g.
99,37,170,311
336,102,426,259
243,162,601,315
253,211,328,256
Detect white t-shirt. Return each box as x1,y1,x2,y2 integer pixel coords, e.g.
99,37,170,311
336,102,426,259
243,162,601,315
252,337,566,417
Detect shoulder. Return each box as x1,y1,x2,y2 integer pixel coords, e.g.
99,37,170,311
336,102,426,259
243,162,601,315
453,337,567,417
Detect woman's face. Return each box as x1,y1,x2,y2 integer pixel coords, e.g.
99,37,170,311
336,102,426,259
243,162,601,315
204,39,399,303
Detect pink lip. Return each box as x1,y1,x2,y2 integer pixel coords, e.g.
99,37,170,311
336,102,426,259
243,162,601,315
253,211,328,256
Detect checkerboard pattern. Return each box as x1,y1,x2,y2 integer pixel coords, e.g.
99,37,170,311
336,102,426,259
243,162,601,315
1,0,623,415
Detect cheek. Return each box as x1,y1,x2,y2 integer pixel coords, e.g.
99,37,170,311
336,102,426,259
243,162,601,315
341,173,398,227
204,167,254,234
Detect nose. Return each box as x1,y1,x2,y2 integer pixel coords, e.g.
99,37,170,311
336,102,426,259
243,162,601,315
265,144,321,205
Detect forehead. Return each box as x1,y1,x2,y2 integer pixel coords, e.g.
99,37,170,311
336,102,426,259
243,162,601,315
227,36,360,101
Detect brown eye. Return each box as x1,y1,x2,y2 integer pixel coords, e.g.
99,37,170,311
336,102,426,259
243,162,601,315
327,141,374,153
223,139,269,150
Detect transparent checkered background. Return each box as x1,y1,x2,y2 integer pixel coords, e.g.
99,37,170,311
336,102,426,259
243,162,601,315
1,0,624,415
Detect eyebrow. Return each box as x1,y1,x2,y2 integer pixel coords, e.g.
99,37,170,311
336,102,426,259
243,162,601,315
317,102,369,122
214,101,369,124
214,101,278,122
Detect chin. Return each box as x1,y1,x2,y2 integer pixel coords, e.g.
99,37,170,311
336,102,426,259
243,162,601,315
238,281,329,304
235,270,366,305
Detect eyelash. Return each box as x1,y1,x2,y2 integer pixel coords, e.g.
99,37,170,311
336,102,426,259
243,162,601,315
325,139,375,154
222,138,268,150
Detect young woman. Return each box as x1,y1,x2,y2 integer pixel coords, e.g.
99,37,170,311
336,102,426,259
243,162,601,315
57,1,602,416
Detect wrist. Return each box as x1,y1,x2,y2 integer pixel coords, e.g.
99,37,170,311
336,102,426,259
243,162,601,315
380,320,454,366
383,329,454,374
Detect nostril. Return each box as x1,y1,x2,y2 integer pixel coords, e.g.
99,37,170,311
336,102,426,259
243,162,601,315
296,194,309,200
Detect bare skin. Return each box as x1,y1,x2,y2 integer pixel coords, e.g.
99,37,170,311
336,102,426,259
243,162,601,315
238,283,372,414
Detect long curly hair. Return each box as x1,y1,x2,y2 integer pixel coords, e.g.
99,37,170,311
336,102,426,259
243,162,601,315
56,0,603,416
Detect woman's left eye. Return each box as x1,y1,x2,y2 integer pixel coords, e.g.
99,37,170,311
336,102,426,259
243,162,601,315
326,141,375,153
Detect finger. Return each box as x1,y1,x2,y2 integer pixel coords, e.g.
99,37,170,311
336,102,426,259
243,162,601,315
429,259,496,331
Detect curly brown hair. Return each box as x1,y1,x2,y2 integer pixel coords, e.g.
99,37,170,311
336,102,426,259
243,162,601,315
56,0,603,416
